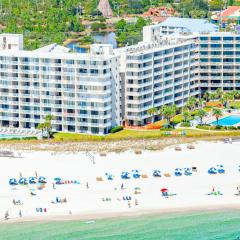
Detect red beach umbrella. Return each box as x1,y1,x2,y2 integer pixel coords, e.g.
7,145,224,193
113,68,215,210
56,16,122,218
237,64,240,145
161,188,168,192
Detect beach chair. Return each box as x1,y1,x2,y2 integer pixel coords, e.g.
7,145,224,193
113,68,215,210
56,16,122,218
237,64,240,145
175,146,182,151
141,174,148,178
96,177,103,181
164,173,171,177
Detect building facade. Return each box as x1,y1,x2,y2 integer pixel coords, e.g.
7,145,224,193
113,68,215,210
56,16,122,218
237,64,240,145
0,36,121,135
122,39,199,126
198,32,240,92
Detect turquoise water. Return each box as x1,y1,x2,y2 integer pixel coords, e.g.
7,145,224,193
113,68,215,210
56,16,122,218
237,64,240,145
1,210,240,239
0,134,27,139
211,115,240,126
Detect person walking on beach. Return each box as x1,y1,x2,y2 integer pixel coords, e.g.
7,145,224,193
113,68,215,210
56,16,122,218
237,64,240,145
86,182,89,189
128,201,131,208
135,199,138,206
121,183,124,190
4,211,9,220
19,210,22,218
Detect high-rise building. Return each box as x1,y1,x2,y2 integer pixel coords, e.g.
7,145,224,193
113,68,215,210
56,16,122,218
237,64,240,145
0,37,121,135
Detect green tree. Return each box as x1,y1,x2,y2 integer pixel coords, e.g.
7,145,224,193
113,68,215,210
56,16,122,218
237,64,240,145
216,88,223,99
182,108,191,123
198,98,205,109
196,109,207,125
160,105,176,127
147,107,157,123
203,91,210,102
186,97,197,111
37,114,55,138
212,108,223,125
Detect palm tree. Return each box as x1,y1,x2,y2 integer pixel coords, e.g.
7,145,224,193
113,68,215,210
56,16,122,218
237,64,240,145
37,123,45,137
45,114,54,138
147,107,157,123
198,98,205,109
221,92,234,108
212,108,223,125
216,88,223,99
37,114,55,138
209,93,217,101
196,109,207,125
160,105,176,127
182,108,191,123
203,91,210,102
186,97,197,111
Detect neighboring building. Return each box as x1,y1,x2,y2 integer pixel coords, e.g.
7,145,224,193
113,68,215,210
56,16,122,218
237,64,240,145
143,17,218,42
142,7,178,24
211,6,240,25
198,32,240,92
0,35,121,135
122,39,199,125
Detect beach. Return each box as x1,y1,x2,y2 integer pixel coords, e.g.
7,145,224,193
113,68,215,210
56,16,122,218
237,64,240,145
0,140,240,224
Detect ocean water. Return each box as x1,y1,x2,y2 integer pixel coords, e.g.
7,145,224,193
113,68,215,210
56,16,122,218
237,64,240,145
1,210,240,240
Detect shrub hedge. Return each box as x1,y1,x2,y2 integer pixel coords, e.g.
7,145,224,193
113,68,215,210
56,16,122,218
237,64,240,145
110,126,124,133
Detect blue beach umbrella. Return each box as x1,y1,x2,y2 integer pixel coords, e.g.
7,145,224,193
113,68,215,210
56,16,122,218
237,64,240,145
19,177,28,185
9,178,18,186
54,177,61,182
29,177,37,184
153,170,161,177
175,168,182,176
121,172,130,179
38,176,47,183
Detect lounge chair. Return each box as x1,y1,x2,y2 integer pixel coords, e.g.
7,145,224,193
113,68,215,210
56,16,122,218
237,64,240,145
175,146,182,151
164,173,171,177
96,177,103,181
187,144,195,149
141,174,148,178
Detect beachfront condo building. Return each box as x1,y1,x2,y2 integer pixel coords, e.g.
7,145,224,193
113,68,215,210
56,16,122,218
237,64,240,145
121,39,199,126
0,34,121,135
198,32,240,92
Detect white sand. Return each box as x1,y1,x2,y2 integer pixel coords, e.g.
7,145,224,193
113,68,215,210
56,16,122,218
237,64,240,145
0,141,240,222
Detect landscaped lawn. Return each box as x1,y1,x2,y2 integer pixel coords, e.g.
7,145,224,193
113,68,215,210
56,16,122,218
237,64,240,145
53,128,240,142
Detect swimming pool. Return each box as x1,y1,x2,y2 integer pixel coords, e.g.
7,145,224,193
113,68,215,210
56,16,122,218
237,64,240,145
211,115,240,126
0,134,28,139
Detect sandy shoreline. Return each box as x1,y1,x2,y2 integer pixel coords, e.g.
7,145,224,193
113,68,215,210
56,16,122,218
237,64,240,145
1,140,240,225
2,204,240,224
